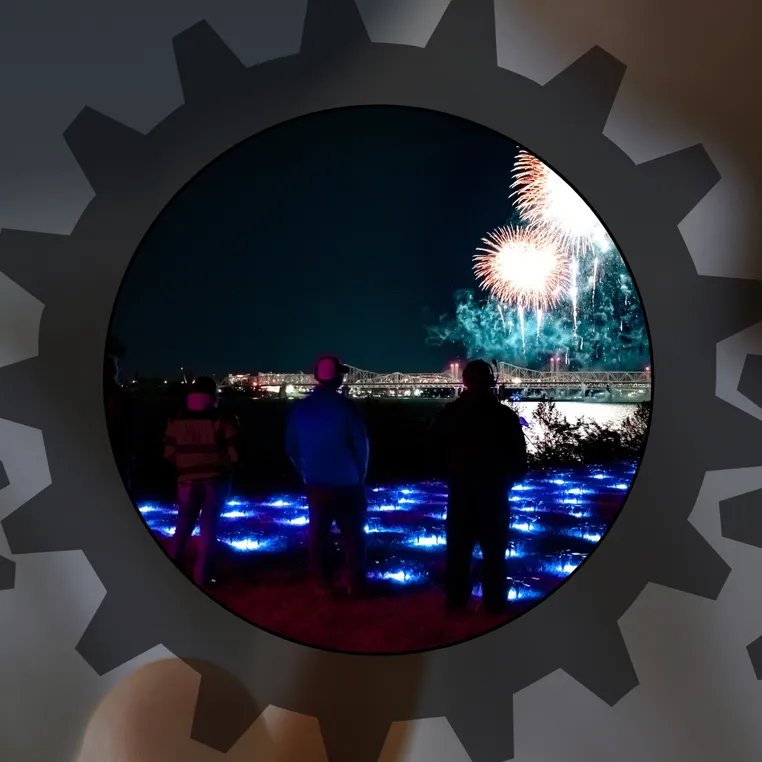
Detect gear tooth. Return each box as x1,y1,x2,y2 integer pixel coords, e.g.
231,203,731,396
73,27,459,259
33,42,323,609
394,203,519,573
649,520,731,599
0,360,48,431
2,488,80,554
0,555,16,591
63,107,147,194
185,658,262,753
739,353,762,411
76,593,160,675
543,46,626,133
720,489,762,548
747,636,762,680
445,694,514,762
0,229,69,305
300,0,370,56
318,707,390,762
705,398,762,472
637,144,720,224
561,623,637,705
703,278,762,342
172,21,247,104
425,0,496,67
292,654,425,762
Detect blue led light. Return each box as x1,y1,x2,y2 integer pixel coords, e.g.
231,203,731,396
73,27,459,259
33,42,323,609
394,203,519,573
140,462,634,601
279,516,309,526
511,517,540,533
224,537,265,552
409,534,447,548
368,565,427,585
221,509,257,519
473,577,538,602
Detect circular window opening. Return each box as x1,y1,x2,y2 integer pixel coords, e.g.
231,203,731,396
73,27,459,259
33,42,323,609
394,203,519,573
105,105,652,655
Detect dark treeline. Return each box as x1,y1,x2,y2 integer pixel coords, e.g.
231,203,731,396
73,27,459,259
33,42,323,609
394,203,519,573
118,384,650,501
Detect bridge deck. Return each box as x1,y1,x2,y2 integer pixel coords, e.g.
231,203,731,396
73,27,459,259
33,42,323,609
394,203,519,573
224,362,651,389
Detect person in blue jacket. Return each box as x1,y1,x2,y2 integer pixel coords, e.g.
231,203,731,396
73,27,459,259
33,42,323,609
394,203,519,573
286,356,370,597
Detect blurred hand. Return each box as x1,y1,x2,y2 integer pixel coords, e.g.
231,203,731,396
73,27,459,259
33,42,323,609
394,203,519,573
76,659,217,762
75,658,327,762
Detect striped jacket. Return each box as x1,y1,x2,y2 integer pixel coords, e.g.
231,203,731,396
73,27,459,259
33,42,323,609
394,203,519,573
163,409,239,483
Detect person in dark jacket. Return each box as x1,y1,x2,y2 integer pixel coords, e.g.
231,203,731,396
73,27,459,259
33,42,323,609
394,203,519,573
431,359,528,616
163,376,239,587
286,356,369,597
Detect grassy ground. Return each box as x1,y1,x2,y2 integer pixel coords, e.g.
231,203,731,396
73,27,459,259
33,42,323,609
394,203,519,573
128,392,635,653
158,533,525,653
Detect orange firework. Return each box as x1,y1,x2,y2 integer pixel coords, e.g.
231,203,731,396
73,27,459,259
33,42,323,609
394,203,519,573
510,150,610,256
473,226,570,311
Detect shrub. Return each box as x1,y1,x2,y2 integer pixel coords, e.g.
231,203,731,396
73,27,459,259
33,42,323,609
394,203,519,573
508,400,651,467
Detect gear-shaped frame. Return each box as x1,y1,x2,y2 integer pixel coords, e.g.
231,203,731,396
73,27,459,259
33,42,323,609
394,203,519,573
3,1,762,760
0,461,14,591
720,352,762,682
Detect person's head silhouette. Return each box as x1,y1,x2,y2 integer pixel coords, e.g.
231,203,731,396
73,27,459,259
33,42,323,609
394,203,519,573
462,360,495,392
313,356,349,390
187,376,218,410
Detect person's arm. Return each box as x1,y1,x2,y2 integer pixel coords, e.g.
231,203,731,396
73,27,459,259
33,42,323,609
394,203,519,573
162,420,176,464
222,415,239,465
504,409,528,483
347,401,369,484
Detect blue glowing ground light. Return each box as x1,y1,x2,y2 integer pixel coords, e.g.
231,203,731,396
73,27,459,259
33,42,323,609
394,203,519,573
138,461,636,605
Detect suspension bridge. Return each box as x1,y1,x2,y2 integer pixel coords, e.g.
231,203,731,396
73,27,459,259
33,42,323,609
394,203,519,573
222,362,651,395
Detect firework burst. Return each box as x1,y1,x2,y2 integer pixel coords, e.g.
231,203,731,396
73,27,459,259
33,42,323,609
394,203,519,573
427,150,648,372
473,226,570,312
510,150,611,257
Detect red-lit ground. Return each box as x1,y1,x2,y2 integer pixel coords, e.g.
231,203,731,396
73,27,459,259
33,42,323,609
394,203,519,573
158,535,521,653
144,463,633,653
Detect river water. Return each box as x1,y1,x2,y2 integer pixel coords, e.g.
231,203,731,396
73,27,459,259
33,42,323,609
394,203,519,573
510,401,639,430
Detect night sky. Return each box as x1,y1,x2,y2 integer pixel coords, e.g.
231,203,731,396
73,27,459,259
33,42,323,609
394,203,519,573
111,106,523,378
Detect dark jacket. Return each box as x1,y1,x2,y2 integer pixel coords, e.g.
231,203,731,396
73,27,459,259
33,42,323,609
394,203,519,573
286,386,369,488
431,389,528,492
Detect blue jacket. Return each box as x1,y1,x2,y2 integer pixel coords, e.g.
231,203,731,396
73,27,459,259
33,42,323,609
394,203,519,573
286,386,369,487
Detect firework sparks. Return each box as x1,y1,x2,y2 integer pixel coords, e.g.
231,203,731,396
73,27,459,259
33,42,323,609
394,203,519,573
473,226,570,314
511,151,611,257
427,150,649,373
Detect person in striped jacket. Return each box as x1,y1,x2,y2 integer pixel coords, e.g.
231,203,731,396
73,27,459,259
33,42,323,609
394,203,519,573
163,376,239,587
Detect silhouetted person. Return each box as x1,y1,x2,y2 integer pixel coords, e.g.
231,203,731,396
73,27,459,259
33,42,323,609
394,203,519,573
286,356,369,597
431,359,528,615
163,376,239,587
104,354,134,490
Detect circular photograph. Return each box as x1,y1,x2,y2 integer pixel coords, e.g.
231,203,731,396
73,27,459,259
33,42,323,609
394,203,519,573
105,106,652,654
